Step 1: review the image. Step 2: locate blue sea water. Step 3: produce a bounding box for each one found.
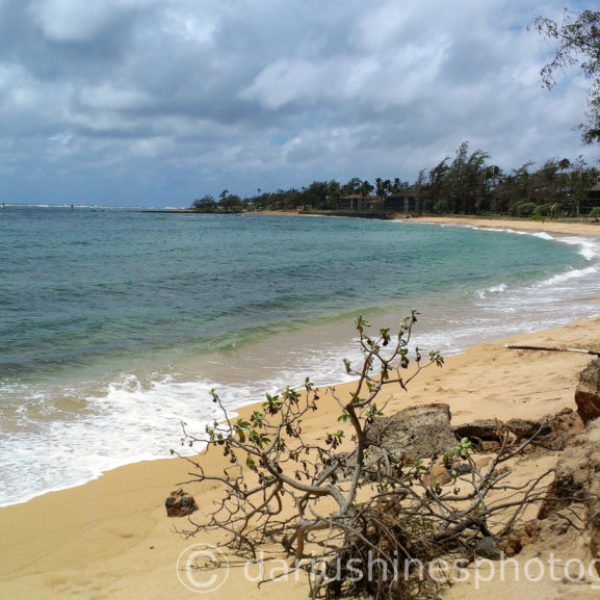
[1,206,599,505]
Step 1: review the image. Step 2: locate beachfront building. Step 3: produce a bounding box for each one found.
[384,189,418,212]
[340,194,378,211]
[578,180,600,214]
[340,191,423,213]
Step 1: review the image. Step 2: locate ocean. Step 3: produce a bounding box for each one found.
[1,206,599,506]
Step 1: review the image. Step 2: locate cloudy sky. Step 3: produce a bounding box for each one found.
[0,0,596,207]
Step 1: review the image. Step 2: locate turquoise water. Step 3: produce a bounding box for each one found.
[1,207,599,505]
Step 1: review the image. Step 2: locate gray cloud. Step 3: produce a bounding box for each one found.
[0,0,595,206]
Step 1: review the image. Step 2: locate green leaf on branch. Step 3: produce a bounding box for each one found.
[325,430,344,449]
[263,393,282,415]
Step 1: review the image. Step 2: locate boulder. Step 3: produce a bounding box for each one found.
[364,403,456,465]
[474,536,502,560]
[574,358,600,424]
[165,488,198,517]
[452,419,505,445]
[505,418,551,440]
[453,414,564,448]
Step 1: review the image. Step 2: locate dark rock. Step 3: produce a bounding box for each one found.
[575,358,600,424]
[454,415,561,449]
[452,419,506,444]
[506,418,551,440]
[474,536,502,560]
[165,487,198,517]
[364,403,456,465]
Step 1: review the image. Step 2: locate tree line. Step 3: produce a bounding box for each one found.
[191,141,600,217]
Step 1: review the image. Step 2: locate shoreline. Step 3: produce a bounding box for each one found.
[412,214,600,236]
[2,316,600,598]
[2,216,600,598]
[250,210,600,237]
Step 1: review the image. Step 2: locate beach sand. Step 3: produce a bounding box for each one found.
[413,214,600,236]
[2,217,600,599]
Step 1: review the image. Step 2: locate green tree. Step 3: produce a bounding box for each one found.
[219,190,245,212]
[565,155,599,215]
[340,177,362,196]
[300,181,329,210]
[427,157,450,213]
[191,195,218,212]
[484,165,504,212]
[533,9,600,143]
[414,168,427,214]
[360,179,374,201]
[327,179,342,209]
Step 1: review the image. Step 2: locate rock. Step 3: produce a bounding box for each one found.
[364,403,456,465]
[165,488,198,517]
[506,418,551,440]
[497,522,540,557]
[452,419,506,445]
[575,358,600,423]
[453,413,572,450]
[474,536,502,560]
[537,408,584,450]
[479,440,502,452]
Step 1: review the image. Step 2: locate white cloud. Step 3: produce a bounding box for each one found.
[77,83,151,111]
[29,0,121,41]
[28,0,159,42]
[0,0,595,205]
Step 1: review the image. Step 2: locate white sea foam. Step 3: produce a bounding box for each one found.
[0,339,360,507]
[476,283,508,299]
[0,374,247,506]
[530,231,554,240]
[554,236,600,261]
[536,266,598,287]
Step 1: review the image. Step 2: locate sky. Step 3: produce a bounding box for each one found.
[0,0,597,207]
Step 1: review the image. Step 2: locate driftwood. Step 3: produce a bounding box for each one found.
[505,344,600,357]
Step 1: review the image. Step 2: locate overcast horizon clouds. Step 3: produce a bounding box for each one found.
[0,0,596,207]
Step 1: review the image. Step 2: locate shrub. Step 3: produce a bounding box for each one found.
[589,207,600,218]
[509,202,538,217]
[534,203,552,217]
[174,316,558,600]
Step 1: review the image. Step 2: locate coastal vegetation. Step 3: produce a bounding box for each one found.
[175,315,568,600]
[190,144,600,217]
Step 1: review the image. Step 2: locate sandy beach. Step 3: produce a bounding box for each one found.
[414,214,600,236]
[2,216,600,599]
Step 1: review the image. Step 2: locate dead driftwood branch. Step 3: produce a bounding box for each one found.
[505,344,600,357]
